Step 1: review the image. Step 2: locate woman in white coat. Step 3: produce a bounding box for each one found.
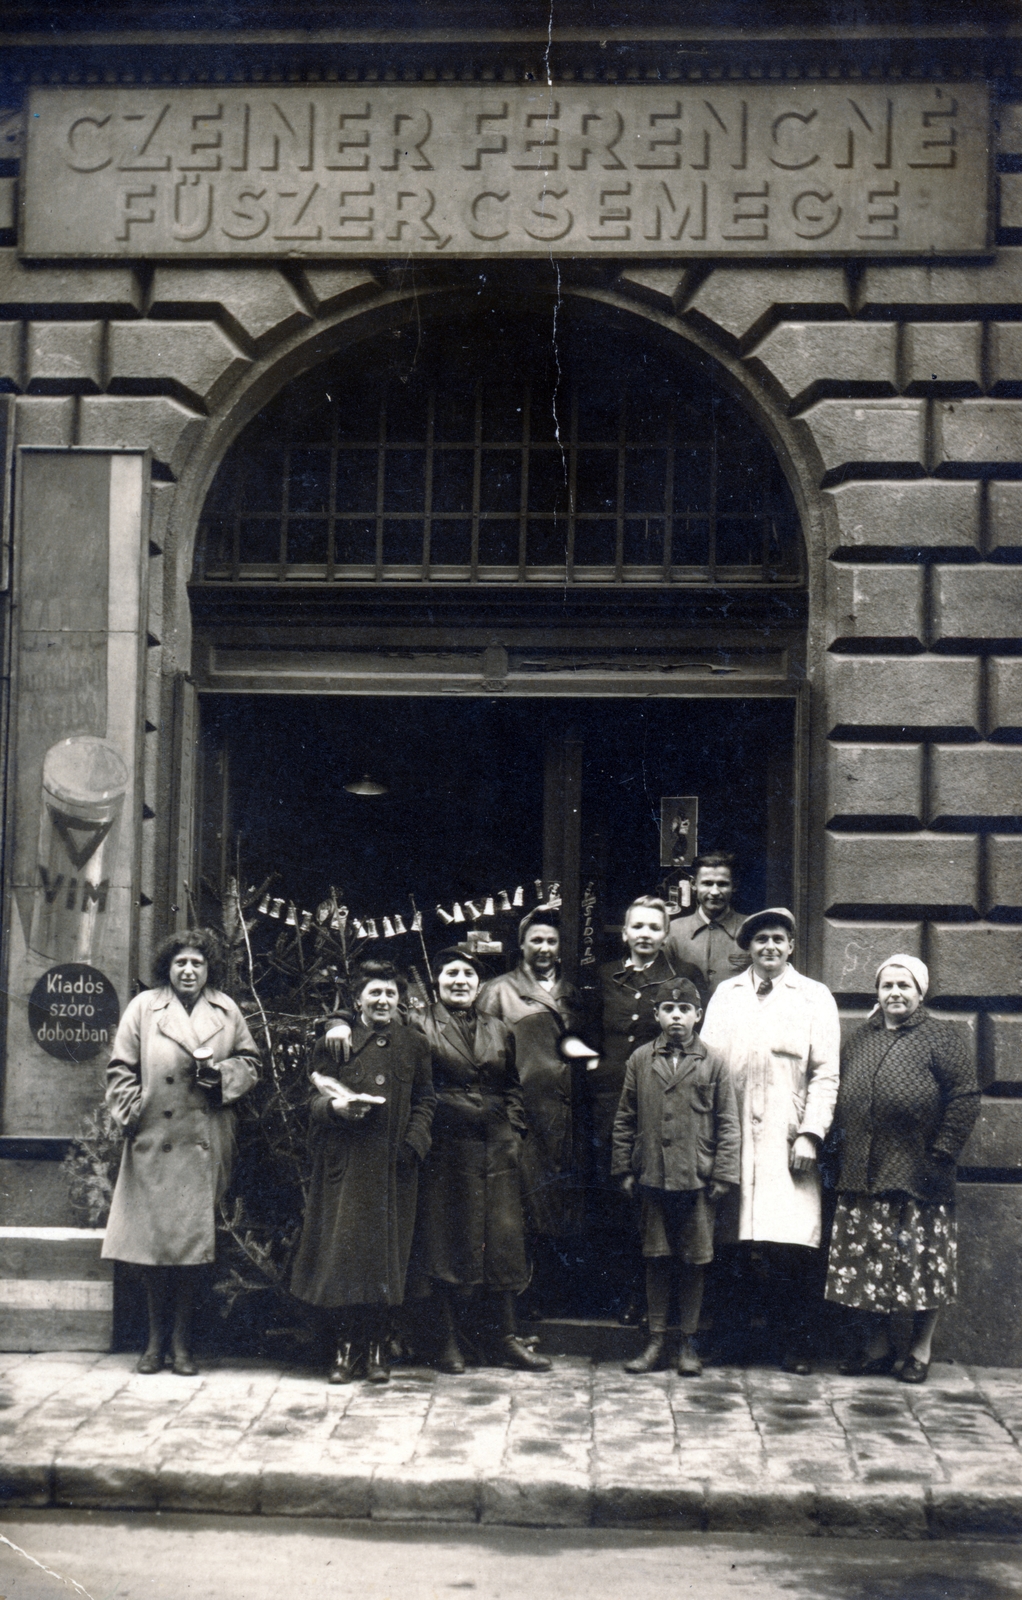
[701,908,840,1372]
[103,929,259,1374]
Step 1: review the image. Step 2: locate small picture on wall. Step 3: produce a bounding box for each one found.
[660,796,699,869]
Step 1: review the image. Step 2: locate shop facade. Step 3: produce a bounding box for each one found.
[0,6,1020,1361]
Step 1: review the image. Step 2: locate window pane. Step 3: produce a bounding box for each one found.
[200,517,232,571]
[672,517,709,566]
[527,518,567,566]
[528,384,560,443]
[433,383,476,443]
[624,518,664,565]
[573,519,616,565]
[429,519,471,565]
[432,450,474,513]
[384,449,426,513]
[385,383,429,441]
[575,449,618,514]
[480,451,521,513]
[287,520,328,564]
[336,392,380,442]
[716,517,763,566]
[288,448,331,514]
[479,520,519,565]
[624,449,667,513]
[238,451,285,513]
[238,519,281,563]
[576,386,619,443]
[335,520,376,564]
[626,390,672,445]
[527,450,570,515]
[335,450,378,511]
[673,448,712,513]
[383,519,423,563]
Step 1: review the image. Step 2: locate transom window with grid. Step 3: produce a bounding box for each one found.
[196,314,802,587]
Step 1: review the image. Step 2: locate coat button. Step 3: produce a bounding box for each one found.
[165,1075,174,1084]
[161,1142,172,1152]
[631,1013,639,1021]
[627,1035,635,1044]
[164,1110,173,1118]
[200,1140,209,1150]
[376,1036,389,1048]
[633,991,642,999]
[375,1074,386,1085]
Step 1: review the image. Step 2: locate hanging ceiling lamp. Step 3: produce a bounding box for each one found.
[344,773,388,796]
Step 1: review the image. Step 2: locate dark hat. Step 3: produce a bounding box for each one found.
[736,907,797,951]
[653,978,702,1008]
[518,904,561,944]
[433,945,484,976]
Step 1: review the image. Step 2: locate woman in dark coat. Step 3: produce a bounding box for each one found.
[825,955,979,1384]
[103,928,259,1376]
[412,948,551,1374]
[290,960,435,1385]
[477,908,596,1313]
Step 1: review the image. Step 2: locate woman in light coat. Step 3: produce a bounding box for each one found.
[701,908,840,1371]
[103,929,260,1375]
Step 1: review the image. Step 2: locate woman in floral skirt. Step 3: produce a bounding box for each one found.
[824,955,979,1383]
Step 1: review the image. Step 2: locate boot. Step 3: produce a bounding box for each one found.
[435,1289,466,1374]
[365,1341,391,1384]
[676,1337,703,1377]
[500,1335,552,1371]
[328,1341,358,1384]
[624,1336,667,1374]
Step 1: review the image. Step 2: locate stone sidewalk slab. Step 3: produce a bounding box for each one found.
[2,1351,1022,1537]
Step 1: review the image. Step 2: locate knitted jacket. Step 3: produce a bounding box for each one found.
[830,1008,979,1203]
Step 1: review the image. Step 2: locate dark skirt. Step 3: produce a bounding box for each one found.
[640,1187,716,1265]
[411,1125,529,1292]
[825,1191,957,1313]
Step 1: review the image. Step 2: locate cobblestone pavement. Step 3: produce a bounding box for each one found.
[3,1352,1022,1537]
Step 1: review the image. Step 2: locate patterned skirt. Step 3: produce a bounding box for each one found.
[825,1192,957,1313]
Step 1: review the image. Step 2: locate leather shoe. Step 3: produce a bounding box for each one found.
[365,1341,391,1383]
[328,1341,357,1384]
[136,1348,163,1375]
[624,1337,667,1374]
[898,1355,930,1385]
[839,1350,896,1377]
[170,1352,198,1377]
[500,1335,552,1371]
[782,1353,813,1376]
[437,1334,466,1375]
[676,1338,703,1377]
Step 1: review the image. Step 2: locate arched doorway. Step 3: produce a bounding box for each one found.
[188,299,807,985]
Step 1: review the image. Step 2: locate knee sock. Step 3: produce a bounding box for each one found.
[675,1265,705,1338]
[645,1259,671,1336]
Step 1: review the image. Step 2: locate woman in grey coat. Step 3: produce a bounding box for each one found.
[103,929,259,1375]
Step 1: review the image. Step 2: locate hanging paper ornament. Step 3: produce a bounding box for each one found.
[285,904,298,927]
[299,910,314,933]
[258,894,272,915]
[498,890,512,912]
[393,914,407,935]
[269,898,285,919]
[534,880,544,901]
[465,900,482,920]
[483,897,495,917]
[513,886,524,907]
[436,905,453,924]
[365,918,379,939]
[452,903,465,923]
[382,917,396,938]
[412,910,423,931]
[352,919,367,938]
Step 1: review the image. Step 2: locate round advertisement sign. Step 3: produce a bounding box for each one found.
[28,964,120,1063]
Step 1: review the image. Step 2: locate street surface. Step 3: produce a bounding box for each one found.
[1,1514,1022,1600]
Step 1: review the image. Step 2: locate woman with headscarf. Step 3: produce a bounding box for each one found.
[824,955,979,1383]
[411,947,551,1373]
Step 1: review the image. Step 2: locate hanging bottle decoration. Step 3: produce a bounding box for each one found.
[483,896,495,917]
[411,910,423,932]
[452,903,465,923]
[382,917,396,939]
[498,890,512,912]
[436,905,454,924]
[365,918,379,940]
[285,904,298,927]
[269,898,285,919]
[465,900,482,920]
[258,894,272,915]
[513,886,524,907]
[393,914,407,935]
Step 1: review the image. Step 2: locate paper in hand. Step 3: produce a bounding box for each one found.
[311,1070,386,1107]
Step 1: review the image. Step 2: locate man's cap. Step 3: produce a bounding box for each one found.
[654,978,702,1008]
[736,907,797,951]
[433,945,484,976]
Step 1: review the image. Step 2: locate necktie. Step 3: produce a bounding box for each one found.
[757,978,773,997]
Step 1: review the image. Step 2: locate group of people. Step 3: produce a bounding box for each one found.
[100,851,980,1389]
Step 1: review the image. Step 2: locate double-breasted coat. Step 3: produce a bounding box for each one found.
[477,965,587,1237]
[290,1021,435,1309]
[701,964,841,1249]
[410,1004,529,1290]
[102,987,260,1266]
[590,950,704,1154]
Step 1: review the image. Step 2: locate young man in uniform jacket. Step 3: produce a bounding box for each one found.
[665,852,749,1000]
[611,978,740,1375]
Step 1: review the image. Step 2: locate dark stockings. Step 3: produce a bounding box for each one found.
[333,1304,389,1354]
[644,1259,705,1338]
[141,1265,199,1365]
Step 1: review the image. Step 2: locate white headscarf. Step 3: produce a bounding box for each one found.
[875,954,929,998]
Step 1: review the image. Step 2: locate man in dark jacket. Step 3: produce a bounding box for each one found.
[665,852,749,999]
[612,979,739,1375]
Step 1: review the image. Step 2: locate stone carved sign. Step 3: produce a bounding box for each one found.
[22,82,988,258]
